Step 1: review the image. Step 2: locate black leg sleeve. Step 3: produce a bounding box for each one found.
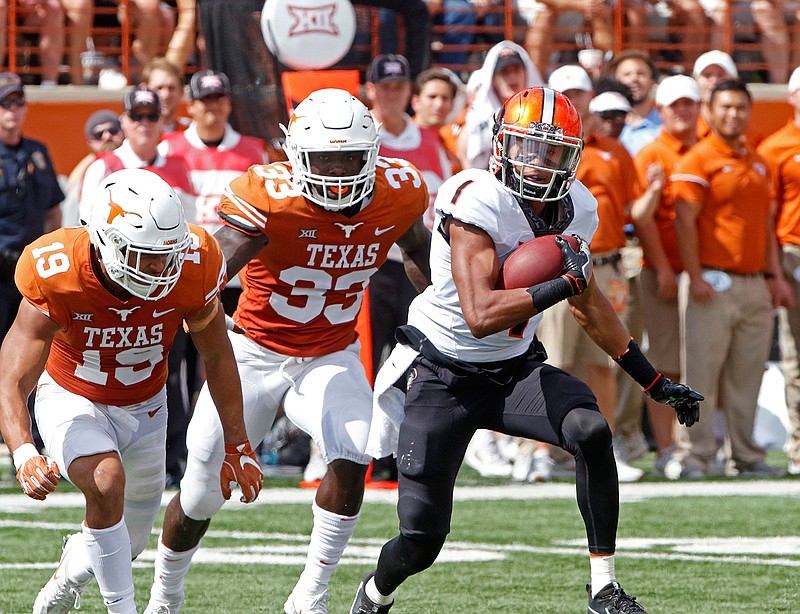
[374,533,447,595]
[560,407,619,556]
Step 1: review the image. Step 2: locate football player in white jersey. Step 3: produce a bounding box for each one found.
[350,87,703,614]
[145,89,431,614]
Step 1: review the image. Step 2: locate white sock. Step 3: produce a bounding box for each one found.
[62,533,95,585]
[589,554,616,597]
[150,537,199,598]
[365,577,395,606]
[293,501,360,597]
[82,519,136,613]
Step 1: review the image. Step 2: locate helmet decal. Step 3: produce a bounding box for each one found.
[86,169,191,301]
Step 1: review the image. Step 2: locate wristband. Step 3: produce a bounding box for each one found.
[614,339,661,390]
[527,277,573,313]
[12,443,39,469]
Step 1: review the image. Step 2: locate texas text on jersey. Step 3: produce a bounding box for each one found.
[218,157,428,357]
[15,225,225,406]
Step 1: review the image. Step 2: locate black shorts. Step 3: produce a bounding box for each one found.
[395,353,597,539]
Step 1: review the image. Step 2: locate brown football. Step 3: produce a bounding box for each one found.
[497,234,580,289]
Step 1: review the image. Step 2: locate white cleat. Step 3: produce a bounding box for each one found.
[33,534,88,614]
[284,590,328,614]
[143,592,184,614]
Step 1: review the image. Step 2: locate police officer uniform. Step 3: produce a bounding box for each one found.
[0,88,64,334]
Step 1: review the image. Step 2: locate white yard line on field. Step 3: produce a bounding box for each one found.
[0,478,798,513]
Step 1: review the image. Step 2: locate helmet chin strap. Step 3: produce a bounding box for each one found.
[89,244,133,300]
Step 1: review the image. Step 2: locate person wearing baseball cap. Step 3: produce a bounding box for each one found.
[545,63,647,483]
[64,111,124,206]
[590,91,633,140]
[0,72,24,101]
[548,64,594,96]
[78,86,194,226]
[632,74,701,477]
[189,70,232,100]
[157,67,266,489]
[692,50,738,104]
[366,53,411,86]
[0,69,63,358]
[692,50,738,139]
[757,66,800,477]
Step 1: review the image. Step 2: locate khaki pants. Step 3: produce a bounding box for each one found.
[675,272,774,471]
[779,244,800,465]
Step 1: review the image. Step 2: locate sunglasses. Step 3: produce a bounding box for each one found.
[90,125,122,140]
[597,111,628,122]
[0,98,26,109]
[128,112,160,123]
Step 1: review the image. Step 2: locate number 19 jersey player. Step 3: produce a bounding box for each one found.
[146,88,431,614]
[0,169,261,614]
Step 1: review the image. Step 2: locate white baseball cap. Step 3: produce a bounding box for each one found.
[548,65,593,93]
[692,50,738,79]
[589,91,632,114]
[655,75,701,107]
[789,66,800,93]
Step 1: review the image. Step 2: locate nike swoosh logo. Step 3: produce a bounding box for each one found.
[153,308,176,318]
[239,455,261,471]
[147,406,162,418]
[375,226,395,236]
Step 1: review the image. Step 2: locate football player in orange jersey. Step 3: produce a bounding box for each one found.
[145,88,431,614]
[0,169,263,614]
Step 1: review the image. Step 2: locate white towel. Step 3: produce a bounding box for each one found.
[365,343,420,459]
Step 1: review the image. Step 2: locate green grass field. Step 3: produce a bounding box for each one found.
[1,453,798,614]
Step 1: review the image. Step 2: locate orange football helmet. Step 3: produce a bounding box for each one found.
[490,87,583,203]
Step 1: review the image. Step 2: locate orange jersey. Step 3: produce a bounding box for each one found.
[16,226,225,406]
[218,158,428,357]
[578,132,642,254]
[672,134,772,273]
[635,130,694,272]
[757,119,800,246]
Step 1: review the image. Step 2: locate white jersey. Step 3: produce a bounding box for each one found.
[407,168,598,362]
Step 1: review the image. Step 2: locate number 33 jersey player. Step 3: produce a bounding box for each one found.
[146,88,431,614]
[0,168,260,614]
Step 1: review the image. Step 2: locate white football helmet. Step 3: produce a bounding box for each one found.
[86,168,191,300]
[281,88,379,211]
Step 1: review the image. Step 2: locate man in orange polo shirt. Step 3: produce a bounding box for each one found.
[632,75,701,476]
[756,66,800,476]
[672,79,792,479]
[542,65,645,482]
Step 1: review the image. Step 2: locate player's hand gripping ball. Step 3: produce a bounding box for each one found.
[497,234,581,289]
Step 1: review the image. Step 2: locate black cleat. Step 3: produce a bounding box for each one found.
[587,582,648,613]
[350,571,393,614]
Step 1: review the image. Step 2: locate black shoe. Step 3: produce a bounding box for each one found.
[587,581,647,613]
[350,571,393,614]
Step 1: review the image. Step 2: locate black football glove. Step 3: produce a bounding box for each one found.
[647,376,703,427]
[555,235,592,296]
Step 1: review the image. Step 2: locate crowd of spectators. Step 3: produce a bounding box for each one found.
[4,0,800,86]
